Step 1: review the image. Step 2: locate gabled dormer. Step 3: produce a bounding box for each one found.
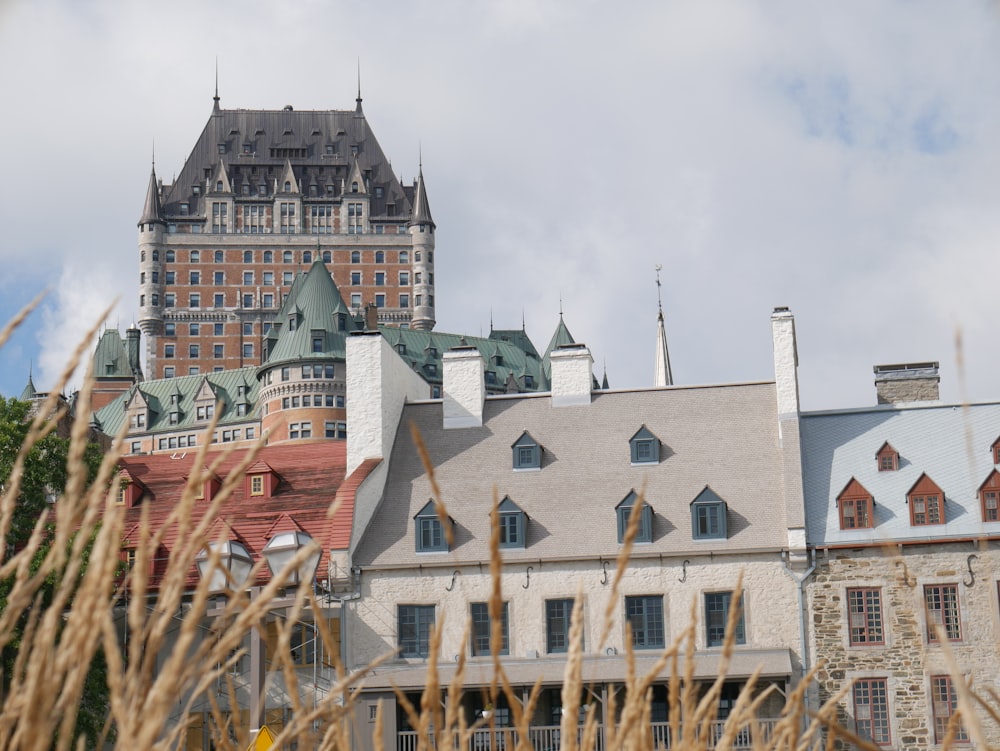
[836,477,874,530]
[125,388,154,432]
[116,468,148,507]
[210,161,232,194]
[246,460,280,498]
[690,486,728,540]
[876,441,899,472]
[193,378,221,421]
[185,465,222,501]
[346,157,368,195]
[629,425,661,465]
[979,470,1000,522]
[415,500,452,553]
[512,431,542,470]
[991,436,1000,465]
[906,473,945,526]
[616,490,652,543]
[496,496,527,549]
[279,159,299,194]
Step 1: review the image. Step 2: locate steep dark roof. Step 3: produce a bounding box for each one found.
[408,167,434,228]
[159,107,414,220]
[138,165,164,226]
[92,329,140,380]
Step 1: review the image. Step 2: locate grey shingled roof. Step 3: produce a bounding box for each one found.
[354,381,789,568]
[158,106,414,221]
[408,167,434,227]
[801,401,1000,546]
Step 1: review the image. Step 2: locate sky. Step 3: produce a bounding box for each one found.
[1,0,999,412]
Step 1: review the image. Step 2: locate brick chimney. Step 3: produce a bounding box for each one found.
[550,343,593,407]
[874,362,940,405]
[443,346,485,429]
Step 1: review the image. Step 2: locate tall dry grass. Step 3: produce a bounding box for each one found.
[0,305,991,750]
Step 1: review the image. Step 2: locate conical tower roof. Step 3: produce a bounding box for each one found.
[541,314,577,387]
[261,260,360,368]
[409,166,434,228]
[138,165,164,226]
[19,374,36,401]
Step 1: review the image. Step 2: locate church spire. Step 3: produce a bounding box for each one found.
[654,264,673,387]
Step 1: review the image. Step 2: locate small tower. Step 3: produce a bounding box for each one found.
[409,160,436,331]
[137,161,166,377]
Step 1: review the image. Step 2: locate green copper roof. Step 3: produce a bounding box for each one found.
[377,326,545,393]
[94,367,260,436]
[93,329,138,380]
[261,260,361,369]
[19,375,36,401]
[489,328,540,360]
[541,315,577,386]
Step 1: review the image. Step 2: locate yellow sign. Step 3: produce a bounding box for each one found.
[248,725,275,751]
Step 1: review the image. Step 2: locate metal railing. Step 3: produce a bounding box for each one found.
[398,718,778,751]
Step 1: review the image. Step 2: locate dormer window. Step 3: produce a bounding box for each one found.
[524,375,534,389]
[907,473,944,526]
[216,180,223,192]
[351,181,358,193]
[691,487,728,540]
[180,203,189,215]
[512,432,541,470]
[497,496,526,549]
[311,331,324,353]
[284,181,291,192]
[616,490,652,543]
[630,426,661,464]
[837,478,874,529]
[877,442,899,472]
[397,343,407,355]
[992,437,1000,464]
[415,500,450,553]
[979,470,1000,522]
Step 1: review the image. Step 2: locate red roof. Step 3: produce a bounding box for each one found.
[116,441,351,591]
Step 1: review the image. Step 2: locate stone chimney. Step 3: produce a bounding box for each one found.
[550,343,593,407]
[363,303,379,332]
[874,362,940,405]
[443,346,485,429]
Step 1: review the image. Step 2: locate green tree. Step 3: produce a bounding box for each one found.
[0,396,111,748]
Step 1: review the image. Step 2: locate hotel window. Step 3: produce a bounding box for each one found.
[242,205,265,234]
[165,250,175,262]
[190,271,200,285]
[164,367,174,378]
[214,250,223,263]
[398,605,435,658]
[625,595,664,649]
[924,584,961,642]
[279,203,296,234]
[375,294,385,308]
[375,250,384,263]
[164,293,175,308]
[705,591,745,647]
[838,478,874,529]
[497,496,526,549]
[853,678,890,746]
[164,344,175,359]
[249,475,264,496]
[244,251,252,263]
[242,343,253,358]
[189,250,200,263]
[351,271,362,285]
[847,588,884,645]
[399,250,409,264]
[470,602,509,656]
[211,202,228,233]
[616,491,652,544]
[399,271,410,285]
[630,425,660,464]
[165,271,175,285]
[399,293,410,308]
[931,675,968,743]
[351,293,361,308]
[213,293,224,307]
[323,250,331,263]
[512,431,541,470]
[310,205,333,234]
[415,500,449,553]
[164,323,175,336]
[348,202,363,234]
[189,344,199,358]
[908,474,944,526]
[876,442,898,471]
[375,271,385,285]
[283,271,294,285]
[242,293,253,308]
[691,487,728,540]
[213,271,224,285]
[546,599,576,653]
[980,470,1000,522]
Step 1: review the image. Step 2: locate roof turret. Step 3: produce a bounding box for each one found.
[409,164,434,228]
[19,374,36,401]
[138,164,165,226]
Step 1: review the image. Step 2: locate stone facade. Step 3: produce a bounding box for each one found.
[808,545,1000,750]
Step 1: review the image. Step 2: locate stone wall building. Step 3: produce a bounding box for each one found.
[801,365,1000,749]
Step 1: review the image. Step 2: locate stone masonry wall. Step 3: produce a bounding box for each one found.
[808,544,1000,750]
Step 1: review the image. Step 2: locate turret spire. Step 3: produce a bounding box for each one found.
[355,59,363,114]
[654,264,674,387]
[213,58,220,113]
[138,159,165,227]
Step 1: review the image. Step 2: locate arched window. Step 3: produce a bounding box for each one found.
[243,250,252,263]
[303,250,312,264]
[263,251,273,263]
[284,181,291,192]
[375,251,385,263]
[351,181,358,193]
[351,250,360,263]
[216,181,223,192]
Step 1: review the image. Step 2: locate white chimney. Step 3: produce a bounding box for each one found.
[550,343,593,407]
[443,346,485,428]
[770,307,799,418]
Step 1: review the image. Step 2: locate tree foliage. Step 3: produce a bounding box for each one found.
[0,396,111,748]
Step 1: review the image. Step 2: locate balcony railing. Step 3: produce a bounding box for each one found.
[398,718,779,751]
